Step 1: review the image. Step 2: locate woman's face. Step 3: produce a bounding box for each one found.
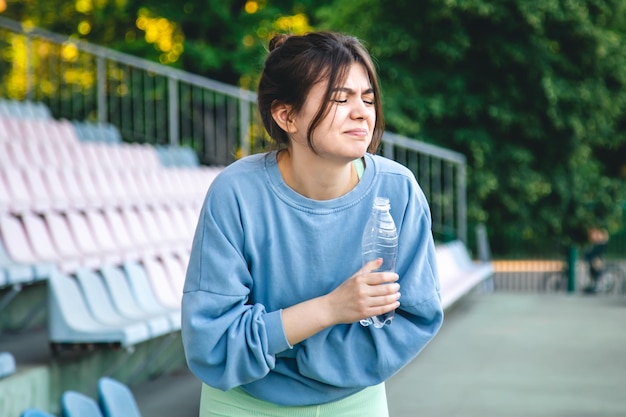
[291,63,376,163]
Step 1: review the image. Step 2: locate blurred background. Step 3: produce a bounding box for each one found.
[1,0,624,260]
[0,1,625,416]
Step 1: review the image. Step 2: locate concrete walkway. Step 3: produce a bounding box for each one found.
[386,292,626,417]
[134,292,626,417]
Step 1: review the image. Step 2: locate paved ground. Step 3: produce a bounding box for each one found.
[386,292,626,417]
[134,292,626,417]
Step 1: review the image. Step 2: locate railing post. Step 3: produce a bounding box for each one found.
[24,36,33,100]
[168,77,179,146]
[97,56,107,123]
[239,97,250,157]
[457,163,467,243]
[383,141,393,158]
[567,246,577,293]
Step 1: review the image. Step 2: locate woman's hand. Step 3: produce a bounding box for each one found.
[324,258,401,325]
[281,259,400,346]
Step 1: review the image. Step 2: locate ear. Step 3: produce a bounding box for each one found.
[271,102,297,134]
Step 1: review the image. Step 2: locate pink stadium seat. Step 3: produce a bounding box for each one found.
[83,209,129,262]
[115,170,145,206]
[141,256,181,309]
[19,119,51,142]
[162,204,194,244]
[21,167,54,212]
[76,142,106,170]
[129,143,161,170]
[140,169,166,203]
[20,212,64,264]
[43,211,97,271]
[119,206,157,256]
[4,141,32,166]
[159,252,186,297]
[65,210,120,265]
[56,166,90,209]
[151,205,182,247]
[99,168,129,204]
[0,119,10,141]
[0,213,38,265]
[0,170,12,213]
[52,119,81,144]
[122,260,181,329]
[0,117,20,140]
[101,208,143,259]
[73,166,103,206]
[38,167,72,210]
[85,166,119,206]
[134,206,166,247]
[0,142,9,166]
[38,141,75,167]
[0,165,32,212]
[181,203,202,233]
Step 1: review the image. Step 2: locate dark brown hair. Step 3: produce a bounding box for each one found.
[257,32,384,153]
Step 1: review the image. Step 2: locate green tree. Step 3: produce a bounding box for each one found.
[318,0,626,254]
[4,0,626,254]
[2,0,327,88]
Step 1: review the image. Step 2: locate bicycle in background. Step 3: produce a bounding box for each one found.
[542,228,626,295]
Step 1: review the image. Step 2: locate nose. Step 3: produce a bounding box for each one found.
[351,99,371,120]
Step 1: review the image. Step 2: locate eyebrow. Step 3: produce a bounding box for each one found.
[332,87,374,95]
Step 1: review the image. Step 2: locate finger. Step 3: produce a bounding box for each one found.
[360,258,383,274]
[367,294,401,312]
[370,282,400,297]
[365,272,399,285]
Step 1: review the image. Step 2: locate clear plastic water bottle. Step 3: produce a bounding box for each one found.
[360,197,398,328]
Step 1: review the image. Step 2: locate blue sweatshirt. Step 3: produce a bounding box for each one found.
[182,151,443,406]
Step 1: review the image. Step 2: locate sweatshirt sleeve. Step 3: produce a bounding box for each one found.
[294,182,444,388]
[181,181,292,391]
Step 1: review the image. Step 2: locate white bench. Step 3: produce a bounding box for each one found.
[436,240,493,309]
[0,351,16,379]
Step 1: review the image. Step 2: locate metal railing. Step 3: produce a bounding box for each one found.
[0,16,467,243]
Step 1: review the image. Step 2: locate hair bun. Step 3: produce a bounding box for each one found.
[269,34,289,52]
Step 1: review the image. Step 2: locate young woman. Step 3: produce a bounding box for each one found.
[182,31,443,417]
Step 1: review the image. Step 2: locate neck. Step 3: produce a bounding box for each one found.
[277,149,359,200]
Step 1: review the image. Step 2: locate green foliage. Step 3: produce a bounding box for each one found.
[3,0,626,254]
[319,0,626,253]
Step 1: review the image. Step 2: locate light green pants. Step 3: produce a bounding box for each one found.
[199,382,389,417]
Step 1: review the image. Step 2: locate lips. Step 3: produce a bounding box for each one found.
[344,128,368,137]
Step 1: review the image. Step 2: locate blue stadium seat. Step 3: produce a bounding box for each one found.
[154,145,199,167]
[61,390,104,417]
[72,120,122,143]
[90,265,174,337]
[48,270,151,349]
[98,377,142,417]
[136,257,181,310]
[0,99,51,120]
[21,408,56,417]
[122,261,181,330]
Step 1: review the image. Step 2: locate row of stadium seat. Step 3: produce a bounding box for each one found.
[0,115,201,168]
[0,164,212,212]
[21,376,142,417]
[0,108,215,353]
